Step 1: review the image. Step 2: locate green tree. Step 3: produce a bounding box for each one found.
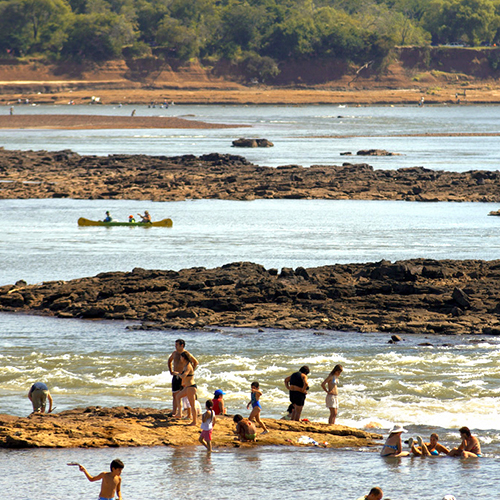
[218,2,269,57]
[156,16,199,60]
[423,0,497,45]
[0,0,32,55]
[22,0,71,45]
[62,11,135,61]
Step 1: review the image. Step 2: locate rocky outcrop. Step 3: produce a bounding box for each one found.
[0,406,381,449]
[356,149,400,156]
[1,148,500,202]
[232,138,274,147]
[2,259,500,335]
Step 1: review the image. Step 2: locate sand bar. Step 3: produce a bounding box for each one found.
[0,114,240,130]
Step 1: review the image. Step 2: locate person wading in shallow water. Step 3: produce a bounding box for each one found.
[168,339,198,417]
[448,426,482,458]
[284,365,310,421]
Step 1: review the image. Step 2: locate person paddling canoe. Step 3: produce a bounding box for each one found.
[137,210,151,223]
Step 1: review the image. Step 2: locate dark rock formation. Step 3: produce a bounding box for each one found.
[232,138,274,147]
[1,259,500,335]
[1,149,500,202]
[356,149,401,156]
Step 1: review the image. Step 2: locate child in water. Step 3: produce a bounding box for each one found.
[247,381,268,435]
[78,459,124,500]
[199,399,216,452]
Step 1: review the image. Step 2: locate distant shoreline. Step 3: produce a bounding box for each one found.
[2,86,500,107]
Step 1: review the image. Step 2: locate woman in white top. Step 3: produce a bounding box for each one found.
[199,400,216,451]
[321,364,343,424]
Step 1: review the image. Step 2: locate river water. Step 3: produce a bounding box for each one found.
[1,105,499,499]
[2,103,500,170]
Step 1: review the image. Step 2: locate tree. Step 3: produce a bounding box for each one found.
[21,0,71,45]
[156,16,199,60]
[0,0,32,55]
[62,11,135,61]
[423,0,498,45]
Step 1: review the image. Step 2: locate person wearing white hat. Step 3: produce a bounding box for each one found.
[443,496,456,500]
[380,424,410,457]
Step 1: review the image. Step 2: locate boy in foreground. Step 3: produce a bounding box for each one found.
[78,459,124,500]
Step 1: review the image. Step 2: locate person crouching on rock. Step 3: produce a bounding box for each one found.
[234,414,257,442]
[173,352,198,425]
[212,389,226,415]
[28,381,53,414]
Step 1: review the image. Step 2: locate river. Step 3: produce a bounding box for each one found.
[0,105,499,499]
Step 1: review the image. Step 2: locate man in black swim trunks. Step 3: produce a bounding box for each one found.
[167,339,198,416]
[284,365,310,421]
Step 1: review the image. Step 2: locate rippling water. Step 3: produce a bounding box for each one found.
[1,105,500,499]
[2,104,500,170]
[1,198,500,286]
[1,313,499,499]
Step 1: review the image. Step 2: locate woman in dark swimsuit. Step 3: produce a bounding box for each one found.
[173,352,198,425]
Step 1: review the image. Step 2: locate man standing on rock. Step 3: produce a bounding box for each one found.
[168,339,198,416]
[284,365,310,421]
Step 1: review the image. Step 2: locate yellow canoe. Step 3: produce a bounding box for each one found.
[78,217,173,227]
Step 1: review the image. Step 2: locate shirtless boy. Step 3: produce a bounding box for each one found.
[78,459,124,500]
[233,414,258,442]
[409,433,449,456]
[321,364,343,424]
[167,339,199,416]
[448,427,482,458]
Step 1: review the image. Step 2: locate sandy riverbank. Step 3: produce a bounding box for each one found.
[0,114,239,130]
[2,86,500,106]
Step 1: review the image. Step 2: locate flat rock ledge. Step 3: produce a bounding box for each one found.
[0,407,381,449]
[2,259,500,335]
[1,148,500,202]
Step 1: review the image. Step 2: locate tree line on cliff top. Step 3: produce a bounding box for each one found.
[1,0,500,81]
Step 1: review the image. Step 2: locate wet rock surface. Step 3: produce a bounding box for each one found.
[0,406,381,449]
[2,260,500,335]
[232,138,274,147]
[1,148,500,202]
